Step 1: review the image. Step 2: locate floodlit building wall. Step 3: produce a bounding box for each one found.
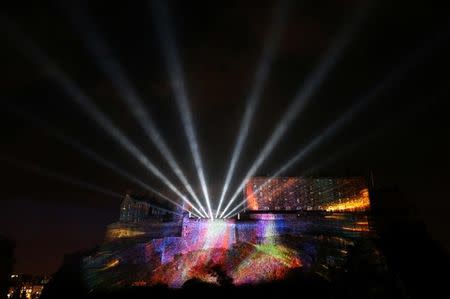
[244,177,370,212]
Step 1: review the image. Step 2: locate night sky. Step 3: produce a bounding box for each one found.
[1,0,449,274]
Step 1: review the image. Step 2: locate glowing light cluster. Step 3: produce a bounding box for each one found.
[101,259,120,270]
[324,189,370,212]
[105,228,146,240]
[341,226,370,232]
[181,219,236,251]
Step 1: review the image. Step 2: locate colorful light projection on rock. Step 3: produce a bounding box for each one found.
[84,219,303,288]
[201,221,235,250]
[150,243,301,287]
[149,241,301,287]
[232,243,301,285]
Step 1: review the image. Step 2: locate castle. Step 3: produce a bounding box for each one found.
[82,176,374,288]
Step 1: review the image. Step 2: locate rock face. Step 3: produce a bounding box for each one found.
[83,207,374,289]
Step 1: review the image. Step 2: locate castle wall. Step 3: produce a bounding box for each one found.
[105,221,182,242]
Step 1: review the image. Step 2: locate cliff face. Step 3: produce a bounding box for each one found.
[82,211,375,289]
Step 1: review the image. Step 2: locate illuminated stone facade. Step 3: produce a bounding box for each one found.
[244,177,370,212]
[84,177,374,289]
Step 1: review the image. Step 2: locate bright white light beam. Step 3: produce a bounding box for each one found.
[1,154,184,216]
[2,21,205,217]
[224,32,446,218]
[61,136,195,215]
[215,0,290,218]
[65,4,208,218]
[219,2,370,218]
[0,155,123,200]
[302,124,389,177]
[9,107,199,216]
[151,0,213,218]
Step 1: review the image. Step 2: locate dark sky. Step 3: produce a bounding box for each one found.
[1,0,449,274]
